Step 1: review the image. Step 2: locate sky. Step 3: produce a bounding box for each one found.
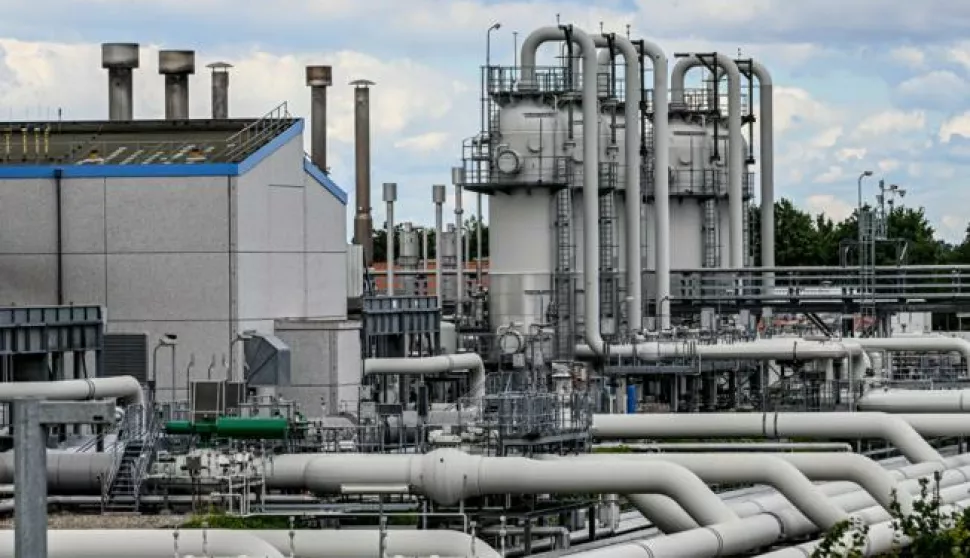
[4,0,970,242]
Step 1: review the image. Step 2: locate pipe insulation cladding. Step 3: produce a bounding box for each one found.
[670,54,744,268]
[591,412,945,464]
[594,34,643,331]
[0,529,502,558]
[268,449,736,526]
[362,353,486,400]
[518,25,606,356]
[0,376,144,407]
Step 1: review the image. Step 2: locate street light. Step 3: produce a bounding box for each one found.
[151,333,177,403]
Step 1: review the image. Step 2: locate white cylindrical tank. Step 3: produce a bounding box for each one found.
[643,113,717,271]
[488,95,567,331]
[710,118,754,267]
[491,96,568,186]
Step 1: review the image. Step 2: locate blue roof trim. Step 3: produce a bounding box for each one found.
[236,119,304,175]
[303,158,349,205]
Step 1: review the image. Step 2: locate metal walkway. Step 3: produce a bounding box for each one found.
[649,265,970,314]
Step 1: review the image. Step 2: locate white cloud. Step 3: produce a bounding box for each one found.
[878,159,901,172]
[836,147,867,161]
[853,110,926,138]
[889,46,926,68]
[895,70,970,109]
[394,131,450,153]
[814,166,845,184]
[809,126,843,148]
[805,194,854,222]
[942,215,965,239]
[939,112,970,143]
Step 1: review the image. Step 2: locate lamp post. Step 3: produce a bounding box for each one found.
[481,22,500,288]
[857,169,874,266]
[229,330,256,382]
[150,333,177,403]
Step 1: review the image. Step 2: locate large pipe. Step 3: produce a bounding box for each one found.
[749,60,774,276]
[0,529,501,558]
[452,167,465,323]
[0,453,113,494]
[269,450,735,526]
[595,36,642,331]
[363,354,485,400]
[577,337,851,361]
[519,25,604,355]
[591,412,944,464]
[574,451,909,518]
[100,43,139,121]
[562,453,848,529]
[670,54,744,268]
[206,61,231,119]
[859,389,970,413]
[351,79,375,266]
[0,377,143,408]
[854,335,970,362]
[305,65,332,172]
[645,41,671,328]
[157,50,195,120]
[0,530,287,558]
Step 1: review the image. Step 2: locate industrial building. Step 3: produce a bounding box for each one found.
[6,25,970,558]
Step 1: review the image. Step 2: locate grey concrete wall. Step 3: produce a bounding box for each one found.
[236,136,348,328]
[275,318,361,418]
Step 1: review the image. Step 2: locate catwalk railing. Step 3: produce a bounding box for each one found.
[647,265,970,312]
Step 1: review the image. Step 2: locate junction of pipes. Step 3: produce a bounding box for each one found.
[6,23,970,558]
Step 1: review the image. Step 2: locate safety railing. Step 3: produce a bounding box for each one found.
[647,265,970,306]
[220,102,293,162]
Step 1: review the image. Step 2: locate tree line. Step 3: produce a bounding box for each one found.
[749,199,970,267]
[369,199,970,266]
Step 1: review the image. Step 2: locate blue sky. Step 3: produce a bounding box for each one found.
[3,0,970,241]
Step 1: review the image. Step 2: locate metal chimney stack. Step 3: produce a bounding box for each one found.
[101,43,139,121]
[158,50,195,120]
[351,79,376,266]
[305,66,332,172]
[206,62,232,119]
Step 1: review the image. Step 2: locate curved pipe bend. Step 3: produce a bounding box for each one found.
[564,453,847,529]
[0,376,144,408]
[670,54,744,268]
[520,25,605,356]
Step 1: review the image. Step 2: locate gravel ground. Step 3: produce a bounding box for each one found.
[0,513,187,529]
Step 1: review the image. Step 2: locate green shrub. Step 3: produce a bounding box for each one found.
[814,472,970,557]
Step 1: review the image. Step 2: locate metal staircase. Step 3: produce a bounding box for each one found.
[858,209,879,337]
[598,165,619,336]
[102,407,159,513]
[553,185,576,359]
[702,199,720,268]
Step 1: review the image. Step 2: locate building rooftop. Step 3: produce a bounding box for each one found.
[0,102,347,204]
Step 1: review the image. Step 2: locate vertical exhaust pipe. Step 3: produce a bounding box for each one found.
[351,79,376,266]
[206,62,232,119]
[452,167,465,324]
[158,50,195,120]
[383,183,398,296]
[433,185,446,310]
[101,43,139,121]
[305,66,333,172]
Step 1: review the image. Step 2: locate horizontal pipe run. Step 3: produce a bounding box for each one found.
[591,412,945,464]
[0,377,143,407]
[594,441,854,453]
[272,450,735,527]
[0,529,501,558]
[858,389,970,413]
[577,339,852,362]
[593,413,943,463]
[363,354,485,399]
